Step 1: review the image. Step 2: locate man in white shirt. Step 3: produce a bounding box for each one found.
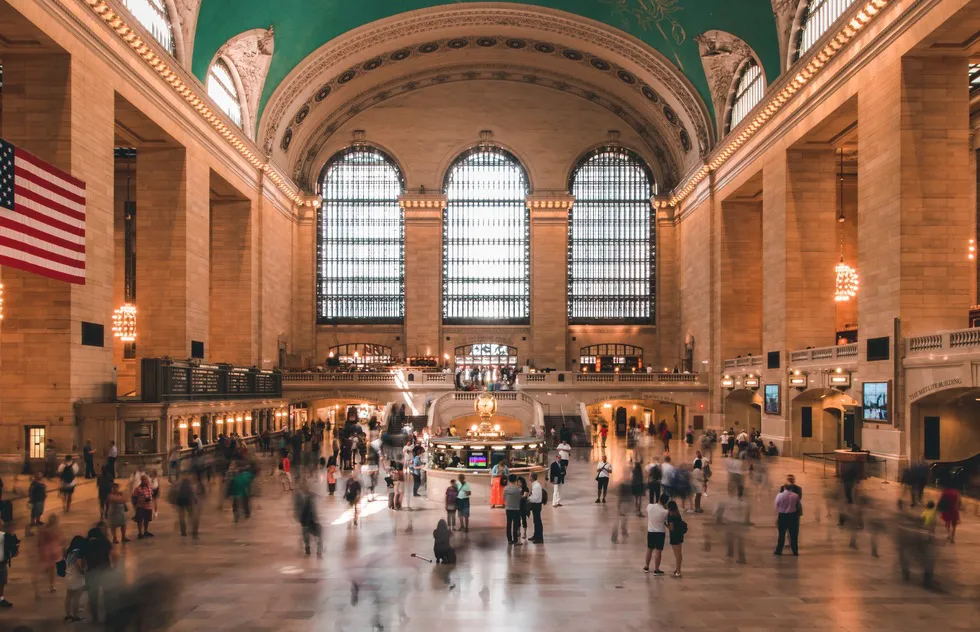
[528,472,544,542]
[57,455,79,513]
[556,441,571,474]
[644,494,669,575]
[660,456,675,499]
[595,455,611,503]
[720,431,730,457]
[107,441,118,478]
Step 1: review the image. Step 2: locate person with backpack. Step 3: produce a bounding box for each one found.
[57,455,79,513]
[63,535,87,621]
[445,478,459,530]
[172,473,200,538]
[666,500,687,577]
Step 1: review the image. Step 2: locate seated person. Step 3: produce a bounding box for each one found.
[433,519,455,564]
[766,441,779,457]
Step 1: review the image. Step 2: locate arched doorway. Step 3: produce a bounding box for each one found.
[789,389,860,458]
[723,389,762,435]
[909,387,980,463]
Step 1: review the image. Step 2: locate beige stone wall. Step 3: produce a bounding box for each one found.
[678,200,712,369]
[210,197,256,365]
[719,200,762,360]
[911,399,980,463]
[258,189,294,368]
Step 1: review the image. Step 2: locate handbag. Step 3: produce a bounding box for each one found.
[55,558,67,577]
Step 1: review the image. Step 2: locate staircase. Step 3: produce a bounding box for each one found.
[405,415,428,433]
[543,414,591,447]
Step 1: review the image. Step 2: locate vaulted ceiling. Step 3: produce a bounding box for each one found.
[191,0,782,124]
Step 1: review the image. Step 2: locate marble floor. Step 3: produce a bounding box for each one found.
[1,437,978,632]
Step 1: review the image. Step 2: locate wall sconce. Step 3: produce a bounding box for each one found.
[191,419,200,428]
[970,239,976,261]
[245,413,252,422]
[721,375,735,388]
[236,414,244,423]
[744,377,760,388]
[215,417,224,425]
[789,374,808,388]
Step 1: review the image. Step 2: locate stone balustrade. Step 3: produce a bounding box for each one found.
[723,356,763,369]
[786,343,858,367]
[907,328,980,355]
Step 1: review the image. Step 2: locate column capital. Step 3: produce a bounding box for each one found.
[399,192,448,210]
[526,192,573,222]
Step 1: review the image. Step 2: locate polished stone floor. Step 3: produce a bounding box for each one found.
[2,437,978,631]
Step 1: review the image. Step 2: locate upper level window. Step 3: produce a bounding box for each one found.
[568,147,654,324]
[443,147,530,324]
[728,61,764,132]
[970,63,980,95]
[327,343,393,366]
[207,60,242,127]
[317,147,405,324]
[121,0,175,55]
[795,0,857,61]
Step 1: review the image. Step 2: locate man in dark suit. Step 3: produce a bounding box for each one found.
[549,454,565,508]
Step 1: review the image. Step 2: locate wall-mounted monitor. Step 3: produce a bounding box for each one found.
[862,381,890,423]
[764,383,780,415]
[467,451,488,468]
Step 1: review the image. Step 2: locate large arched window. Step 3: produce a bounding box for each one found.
[568,147,655,323]
[121,0,175,55]
[207,59,243,127]
[794,0,857,61]
[443,147,530,324]
[728,61,764,132]
[317,147,405,323]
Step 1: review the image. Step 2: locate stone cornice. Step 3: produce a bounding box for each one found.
[399,193,448,210]
[526,193,574,210]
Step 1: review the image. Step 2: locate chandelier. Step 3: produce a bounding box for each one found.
[833,151,859,302]
[112,303,137,342]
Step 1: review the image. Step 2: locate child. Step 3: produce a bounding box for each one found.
[279,455,293,492]
[445,478,458,531]
[326,457,338,495]
[921,500,937,533]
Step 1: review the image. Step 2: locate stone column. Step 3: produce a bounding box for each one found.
[210,198,257,365]
[858,55,973,474]
[760,147,838,455]
[0,53,115,452]
[400,193,446,359]
[655,204,680,369]
[527,193,572,369]
[719,200,763,360]
[135,147,210,362]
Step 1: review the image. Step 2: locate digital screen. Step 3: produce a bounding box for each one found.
[764,384,780,415]
[863,382,889,422]
[468,452,488,468]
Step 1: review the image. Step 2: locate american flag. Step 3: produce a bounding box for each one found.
[0,139,86,284]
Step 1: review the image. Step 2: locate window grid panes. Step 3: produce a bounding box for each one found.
[970,63,980,94]
[121,0,175,55]
[729,62,764,131]
[207,60,242,127]
[328,343,393,365]
[568,147,654,324]
[454,343,519,367]
[28,426,45,459]
[317,147,405,324]
[443,147,530,324]
[797,0,857,60]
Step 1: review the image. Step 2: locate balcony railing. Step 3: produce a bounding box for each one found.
[722,356,763,369]
[908,328,980,355]
[518,372,704,387]
[787,344,858,366]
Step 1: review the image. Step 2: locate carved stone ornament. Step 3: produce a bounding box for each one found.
[170,0,202,68]
[218,26,275,139]
[771,0,801,71]
[694,30,756,137]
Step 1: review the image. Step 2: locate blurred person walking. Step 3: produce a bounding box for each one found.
[97,467,114,520]
[62,536,86,622]
[83,524,113,623]
[26,472,46,535]
[171,473,200,538]
[714,488,751,563]
[34,514,63,597]
[938,483,962,543]
[57,455,79,513]
[294,482,323,557]
[630,462,645,515]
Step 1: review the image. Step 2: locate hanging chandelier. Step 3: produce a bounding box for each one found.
[834,151,859,302]
[112,303,137,342]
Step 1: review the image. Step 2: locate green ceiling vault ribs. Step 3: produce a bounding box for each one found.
[191,0,782,124]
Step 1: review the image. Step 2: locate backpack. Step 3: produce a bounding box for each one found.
[2,532,20,565]
[703,462,712,480]
[445,484,459,508]
[60,464,75,485]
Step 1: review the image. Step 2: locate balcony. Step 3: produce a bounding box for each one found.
[722,356,763,370]
[282,369,455,391]
[787,343,858,369]
[907,328,980,357]
[517,371,704,389]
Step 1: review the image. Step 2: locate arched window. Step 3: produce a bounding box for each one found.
[579,344,644,372]
[794,0,858,61]
[728,61,764,132]
[121,0,175,55]
[971,63,980,95]
[207,59,242,127]
[443,147,530,324]
[568,147,654,323]
[317,147,405,323]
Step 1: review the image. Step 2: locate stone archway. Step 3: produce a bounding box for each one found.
[909,387,980,463]
[788,388,859,457]
[723,388,762,434]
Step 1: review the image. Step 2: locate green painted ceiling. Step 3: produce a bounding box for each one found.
[192,0,781,125]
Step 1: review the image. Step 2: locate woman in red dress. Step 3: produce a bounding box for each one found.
[489,460,509,508]
[939,485,962,543]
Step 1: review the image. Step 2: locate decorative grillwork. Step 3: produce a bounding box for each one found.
[317,147,405,323]
[579,343,644,372]
[796,0,857,60]
[443,147,530,324]
[729,61,764,132]
[568,147,655,323]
